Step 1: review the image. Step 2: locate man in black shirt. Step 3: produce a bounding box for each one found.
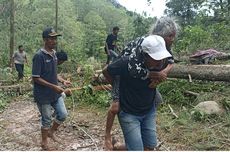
[103,35,172,150]
[105,26,119,64]
[103,17,179,150]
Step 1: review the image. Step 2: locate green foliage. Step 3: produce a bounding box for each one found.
[0,67,15,80]
[165,0,204,26]
[132,15,155,38]
[175,25,214,53]
[83,11,106,58]
[0,92,9,111]
[159,79,226,107]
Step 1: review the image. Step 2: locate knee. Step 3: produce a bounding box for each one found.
[41,117,52,128]
[57,111,68,122]
[109,102,119,114]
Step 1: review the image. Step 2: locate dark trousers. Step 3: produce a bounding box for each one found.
[15,63,24,80]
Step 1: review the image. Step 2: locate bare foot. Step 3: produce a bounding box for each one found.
[112,138,126,151]
[104,136,113,150]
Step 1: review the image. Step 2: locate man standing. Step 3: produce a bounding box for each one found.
[32,27,71,150]
[12,45,28,81]
[103,35,172,150]
[105,26,120,64]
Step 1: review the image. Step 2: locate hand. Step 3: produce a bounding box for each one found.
[63,80,72,87]
[53,85,64,94]
[64,89,72,97]
[148,71,167,82]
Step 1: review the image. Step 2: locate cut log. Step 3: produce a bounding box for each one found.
[168,64,230,82]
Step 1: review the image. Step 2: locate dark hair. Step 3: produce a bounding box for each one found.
[113,26,119,31]
[56,51,68,61]
[18,45,23,49]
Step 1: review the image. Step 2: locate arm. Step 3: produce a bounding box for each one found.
[105,35,110,55]
[102,57,125,84]
[32,53,70,95]
[148,63,173,80]
[162,63,173,75]
[102,65,113,84]
[25,54,28,64]
[57,74,72,87]
[148,63,174,88]
[33,77,64,94]
[105,42,110,55]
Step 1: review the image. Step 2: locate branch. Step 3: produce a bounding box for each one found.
[77,125,98,150]
[168,104,178,119]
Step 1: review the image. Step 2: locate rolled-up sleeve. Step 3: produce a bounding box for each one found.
[32,54,42,77]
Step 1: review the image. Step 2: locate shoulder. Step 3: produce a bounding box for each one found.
[33,49,43,59]
[108,56,129,70]
[107,34,112,38]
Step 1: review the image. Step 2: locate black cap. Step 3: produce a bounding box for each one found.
[42,27,62,38]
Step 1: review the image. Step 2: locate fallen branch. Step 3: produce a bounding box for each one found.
[168,104,178,119]
[77,125,98,150]
[184,90,200,97]
[188,74,192,82]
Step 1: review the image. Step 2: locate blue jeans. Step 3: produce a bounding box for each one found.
[155,89,163,107]
[106,49,119,64]
[37,97,68,128]
[118,107,157,150]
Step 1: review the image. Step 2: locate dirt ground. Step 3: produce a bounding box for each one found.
[0,96,125,151]
[0,93,178,151]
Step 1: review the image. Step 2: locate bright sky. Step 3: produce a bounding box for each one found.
[117,0,166,18]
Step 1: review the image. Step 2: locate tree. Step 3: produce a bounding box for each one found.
[165,0,204,26]
[83,11,106,59]
[9,0,15,67]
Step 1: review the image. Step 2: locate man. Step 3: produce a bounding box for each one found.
[12,45,28,81]
[105,26,120,64]
[103,35,172,150]
[32,27,72,150]
[103,17,179,150]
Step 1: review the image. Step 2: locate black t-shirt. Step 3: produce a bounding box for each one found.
[107,56,156,116]
[106,33,117,50]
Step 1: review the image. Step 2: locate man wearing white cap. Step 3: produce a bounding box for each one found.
[103,34,171,151]
[103,17,179,150]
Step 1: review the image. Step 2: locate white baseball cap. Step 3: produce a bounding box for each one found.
[141,35,172,60]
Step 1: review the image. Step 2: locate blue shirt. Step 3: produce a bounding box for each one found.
[32,48,61,104]
[108,56,156,116]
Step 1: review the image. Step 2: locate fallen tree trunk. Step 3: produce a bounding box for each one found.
[168,64,230,82]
